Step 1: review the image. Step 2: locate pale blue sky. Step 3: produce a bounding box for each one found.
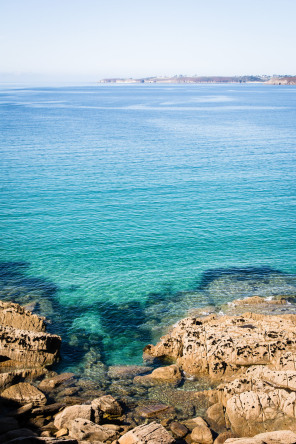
[1,0,295,81]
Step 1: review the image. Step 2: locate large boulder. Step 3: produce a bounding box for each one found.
[1,382,46,406]
[118,421,175,443]
[68,418,117,441]
[144,312,296,381]
[54,404,92,429]
[225,430,296,443]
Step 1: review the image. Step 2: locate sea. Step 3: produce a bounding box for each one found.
[0,82,296,375]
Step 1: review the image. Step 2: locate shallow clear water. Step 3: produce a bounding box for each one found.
[0,83,296,371]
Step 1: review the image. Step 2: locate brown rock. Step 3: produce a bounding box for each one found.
[191,417,213,444]
[39,373,75,391]
[134,365,182,386]
[170,421,189,438]
[92,394,123,418]
[118,421,175,443]
[68,418,117,441]
[55,427,68,437]
[0,300,46,332]
[1,382,46,406]
[53,404,92,429]
[31,402,66,416]
[214,431,236,444]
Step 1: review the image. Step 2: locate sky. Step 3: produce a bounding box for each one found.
[1,0,296,82]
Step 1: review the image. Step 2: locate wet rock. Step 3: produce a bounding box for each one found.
[136,403,171,418]
[1,382,46,406]
[107,365,153,379]
[53,404,92,429]
[144,312,296,381]
[118,421,175,443]
[68,418,117,441]
[39,373,75,391]
[191,417,213,444]
[169,421,189,438]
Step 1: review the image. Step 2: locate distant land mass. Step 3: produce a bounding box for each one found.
[99,75,296,85]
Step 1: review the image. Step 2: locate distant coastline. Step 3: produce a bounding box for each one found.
[98,75,296,85]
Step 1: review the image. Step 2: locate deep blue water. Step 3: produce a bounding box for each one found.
[0,83,296,372]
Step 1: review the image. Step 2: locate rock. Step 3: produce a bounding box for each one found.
[53,404,92,429]
[226,389,296,436]
[10,403,33,417]
[0,324,61,369]
[231,296,287,306]
[91,395,123,417]
[0,417,19,434]
[107,365,153,379]
[224,430,296,443]
[0,428,37,442]
[136,403,171,418]
[68,418,117,441]
[191,417,213,444]
[214,431,236,444]
[134,365,182,386]
[206,403,226,433]
[169,421,189,438]
[39,373,75,391]
[118,421,175,443]
[1,439,78,443]
[55,427,68,437]
[144,313,296,381]
[31,402,66,416]
[1,383,46,406]
[0,300,46,332]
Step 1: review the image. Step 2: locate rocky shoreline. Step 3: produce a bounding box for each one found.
[1,296,296,443]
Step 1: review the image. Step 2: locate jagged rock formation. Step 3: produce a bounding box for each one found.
[0,300,61,388]
[144,311,296,381]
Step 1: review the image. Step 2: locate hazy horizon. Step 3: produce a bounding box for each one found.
[1,0,296,83]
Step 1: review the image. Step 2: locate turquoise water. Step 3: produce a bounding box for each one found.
[0,83,296,371]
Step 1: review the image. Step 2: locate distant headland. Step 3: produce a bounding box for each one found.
[99,75,296,85]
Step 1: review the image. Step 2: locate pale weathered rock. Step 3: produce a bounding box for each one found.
[54,404,92,429]
[1,382,46,406]
[118,421,175,443]
[224,429,296,443]
[191,417,213,444]
[226,389,296,436]
[68,418,117,441]
[55,427,68,437]
[144,313,296,381]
